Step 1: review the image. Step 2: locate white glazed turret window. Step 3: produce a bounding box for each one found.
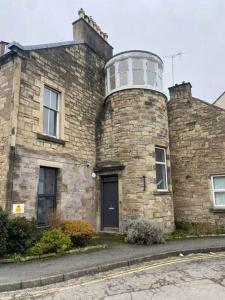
[146,60,156,87]
[109,65,116,90]
[158,65,163,90]
[118,59,129,87]
[132,58,144,85]
[105,51,164,96]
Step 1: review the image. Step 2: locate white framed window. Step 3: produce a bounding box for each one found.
[109,65,116,91]
[211,175,225,208]
[146,59,156,86]
[43,86,59,137]
[118,59,129,87]
[132,58,144,85]
[155,147,168,191]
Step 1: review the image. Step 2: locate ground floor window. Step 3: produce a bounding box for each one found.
[155,147,168,191]
[212,175,225,208]
[37,167,58,226]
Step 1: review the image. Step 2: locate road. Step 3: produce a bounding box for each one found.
[1,252,225,299]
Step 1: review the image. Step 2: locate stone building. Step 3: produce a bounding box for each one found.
[0,9,224,232]
[168,83,225,229]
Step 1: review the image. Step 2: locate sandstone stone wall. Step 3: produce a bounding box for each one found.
[11,44,105,225]
[97,89,175,232]
[0,59,14,209]
[168,83,225,227]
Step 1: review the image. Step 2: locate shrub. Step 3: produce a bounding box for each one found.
[62,220,95,247]
[124,219,164,245]
[0,208,9,257]
[7,217,39,254]
[30,228,71,256]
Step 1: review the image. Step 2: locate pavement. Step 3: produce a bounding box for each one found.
[1,236,225,292]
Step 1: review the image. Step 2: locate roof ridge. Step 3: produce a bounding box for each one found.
[192,97,225,113]
[8,40,84,51]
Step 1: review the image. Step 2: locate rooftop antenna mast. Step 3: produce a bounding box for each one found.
[164,51,183,86]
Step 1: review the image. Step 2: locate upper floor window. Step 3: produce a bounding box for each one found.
[43,87,59,137]
[155,147,168,191]
[118,59,129,87]
[132,58,144,85]
[212,175,225,207]
[109,65,116,91]
[146,60,156,86]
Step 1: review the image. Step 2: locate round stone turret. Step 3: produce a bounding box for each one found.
[96,50,174,233]
[104,50,164,97]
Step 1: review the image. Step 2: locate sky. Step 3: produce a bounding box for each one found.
[1,0,224,102]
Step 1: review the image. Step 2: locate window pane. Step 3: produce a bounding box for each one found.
[37,196,55,226]
[44,88,51,107]
[133,70,144,85]
[45,168,57,194]
[110,75,116,90]
[213,176,225,189]
[50,91,58,110]
[118,60,128,87]
[156,164,167,190]
[49,110,57,136]
[146,60,155,70]
[118,60,128,72]
[155,148,165,162]
[132,59,144,85]
[109,65,115,76]
[109,65,116,90]
[38,168,45,194]
[158,64,163,89]
[157,75,163,89]
[119,72,128,86]
[215,192,225,206]
[43,107,49,134]
[133,58,143,69]
[146,60,156,86]
[147,71,156,86]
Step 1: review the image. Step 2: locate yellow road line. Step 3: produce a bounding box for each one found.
[1,252,225,300]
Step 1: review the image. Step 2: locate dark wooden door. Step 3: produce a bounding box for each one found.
[101,176,119,229]
[37,167,57,226]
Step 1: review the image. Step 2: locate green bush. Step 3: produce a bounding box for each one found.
[0,208,9,257]
[124,219,164,245]
[30,228,71,256]
[62,220,95,247]
[7,217,39,255]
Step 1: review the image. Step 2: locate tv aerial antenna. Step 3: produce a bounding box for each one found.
[164,51,184,86]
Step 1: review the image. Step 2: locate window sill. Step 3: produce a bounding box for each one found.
[209,208,225,213]
[37,133,65,145]
[153,191,172,196]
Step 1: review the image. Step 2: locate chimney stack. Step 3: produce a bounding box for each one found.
[0,41,9,56]
[168,81,192,101]
[73,9,113,61]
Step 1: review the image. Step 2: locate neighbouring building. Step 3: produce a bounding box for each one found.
[214,91,225,109]
[0,9,224,232]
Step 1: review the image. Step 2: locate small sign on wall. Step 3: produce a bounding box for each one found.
[12,203,25,214]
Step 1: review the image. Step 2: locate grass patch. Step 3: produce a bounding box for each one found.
[91,233,125,246]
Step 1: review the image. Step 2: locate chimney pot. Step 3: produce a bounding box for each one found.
[84,15,89,23]
[78,8,85,18]
[168,82,192,101]
[72,12,113,60]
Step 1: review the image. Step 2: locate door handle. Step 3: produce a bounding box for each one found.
[108,206,115,210]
